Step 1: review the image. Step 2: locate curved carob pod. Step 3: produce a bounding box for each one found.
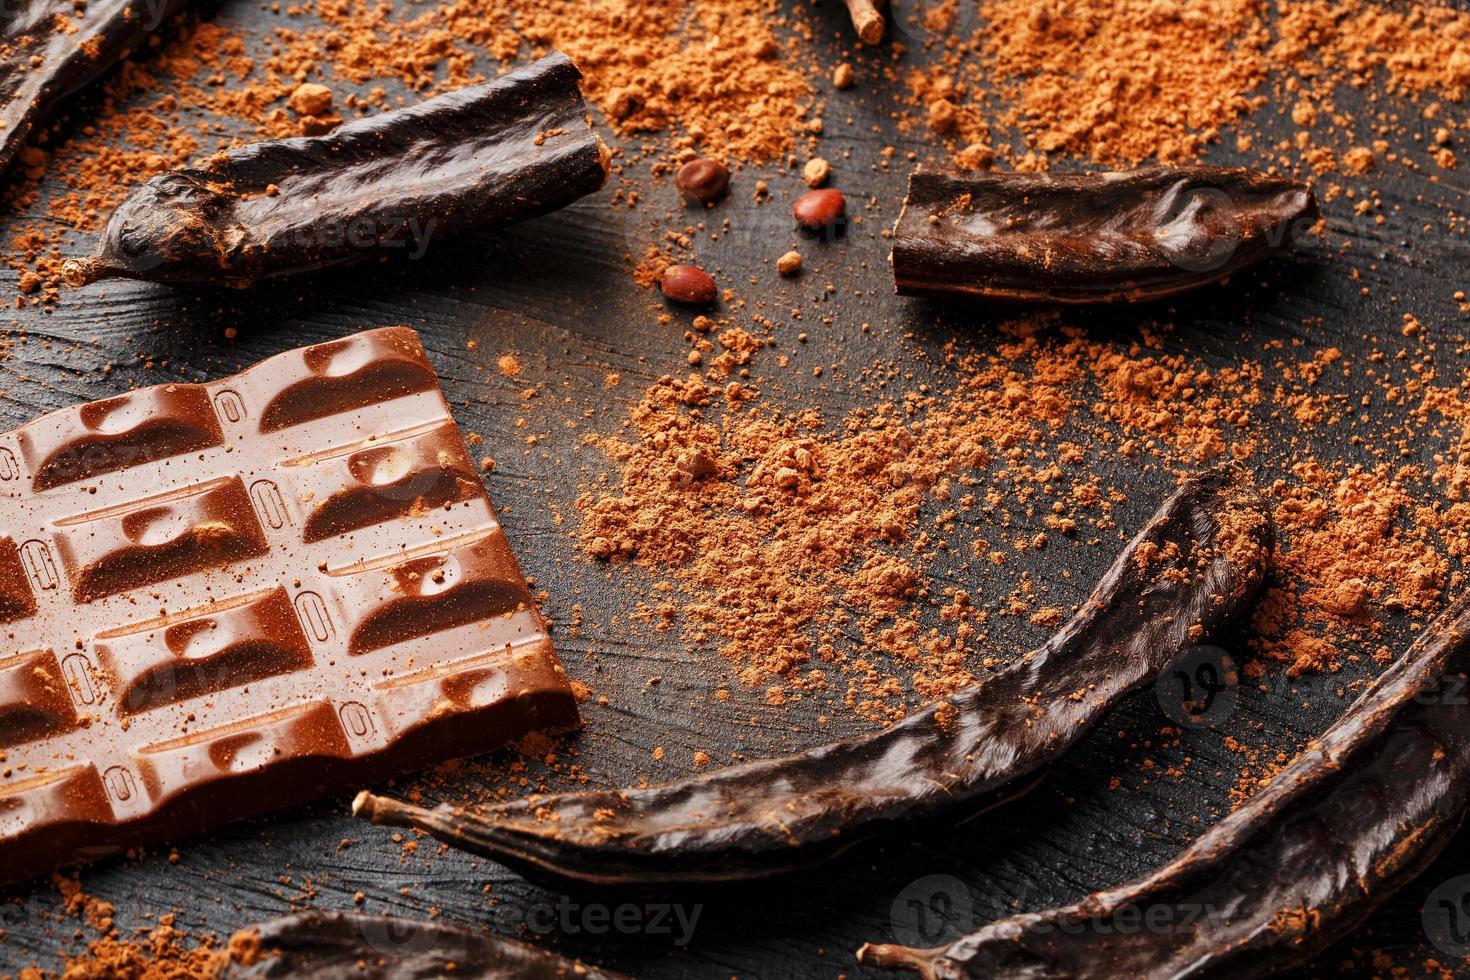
[857,591,1470,980]
[0,0,188,179]
[353,466,1272,890]
[891,167,1318,303]
[62,51,609,288]
[221,912,629,980]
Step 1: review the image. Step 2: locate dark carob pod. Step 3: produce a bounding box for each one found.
[221,912,629,979]
[63,51,609,288]
[0,0,188,180]
[891,166,1318,303]
[858,590,1470,980]
[354,466,1272,890]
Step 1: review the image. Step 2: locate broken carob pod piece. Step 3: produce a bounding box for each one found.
[0,0,188,180]
[63,51,609,289]
[842,0,886,44]
[891,166,1318,303]
[221,912,629,979]
[354,465,1271,890]
[857,590,1470,980]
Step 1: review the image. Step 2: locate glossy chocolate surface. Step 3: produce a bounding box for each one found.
[0,327,578,885]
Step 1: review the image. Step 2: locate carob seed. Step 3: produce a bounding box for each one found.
[675,158,730,206]
[793,188,847,230]
[661,264,717,304]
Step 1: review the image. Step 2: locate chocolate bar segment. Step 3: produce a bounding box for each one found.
[0,327,577,886]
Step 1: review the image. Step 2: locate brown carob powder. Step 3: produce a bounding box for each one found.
[4,0,817,303]
[580,313,1470,717]
[907,0,1470,170]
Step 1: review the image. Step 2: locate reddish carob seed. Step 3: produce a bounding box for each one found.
[661,264,717,304]
[793,188,847,230]
[675,158,730,206]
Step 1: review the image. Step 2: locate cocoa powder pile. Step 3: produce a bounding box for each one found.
[578,314,1463,716]
[906,0,1469,171]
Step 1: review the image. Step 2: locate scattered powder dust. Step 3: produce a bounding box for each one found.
[6,877,234,979]
[580,324,1092,720]
[7,0,1467,301]
[500,0,818,162]
[974,0,1271,165]
[579,313,1470,719]
[54,919,225,980]
[279,0,818,161]
[497,352,524,377]
[1252,470,1449,675]
[907,0,1470,170]
[4,0,817,303]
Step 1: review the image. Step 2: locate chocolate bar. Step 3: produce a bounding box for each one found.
[0,328,578,885]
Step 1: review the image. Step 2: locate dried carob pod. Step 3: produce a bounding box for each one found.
[0,0,187,178]
[891,167,1318,303]
[354,466,1271,890]
[221,912,628,979]
[858,590,1470,980]
[63,52,609,288]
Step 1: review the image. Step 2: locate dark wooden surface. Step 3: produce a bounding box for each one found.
[3,1,1470,976]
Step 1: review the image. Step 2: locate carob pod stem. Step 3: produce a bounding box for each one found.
[63,51,609,288]
[220,911,630,979]
[891,166,1318,303]
[857,589,1470,980]
[0,0,187,179]
[354,465,1271,890]
[842,0,886,44]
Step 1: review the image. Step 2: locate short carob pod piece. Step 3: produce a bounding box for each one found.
[354,465,1272,890]
[0,0,188,180]
[220,911,630,979]
[857,590,1470,980]
[891,166,1318,303]
[63,51,609,289]
[842,0,886,44]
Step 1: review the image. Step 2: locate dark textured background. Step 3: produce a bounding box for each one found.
[3,0,1470,976]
